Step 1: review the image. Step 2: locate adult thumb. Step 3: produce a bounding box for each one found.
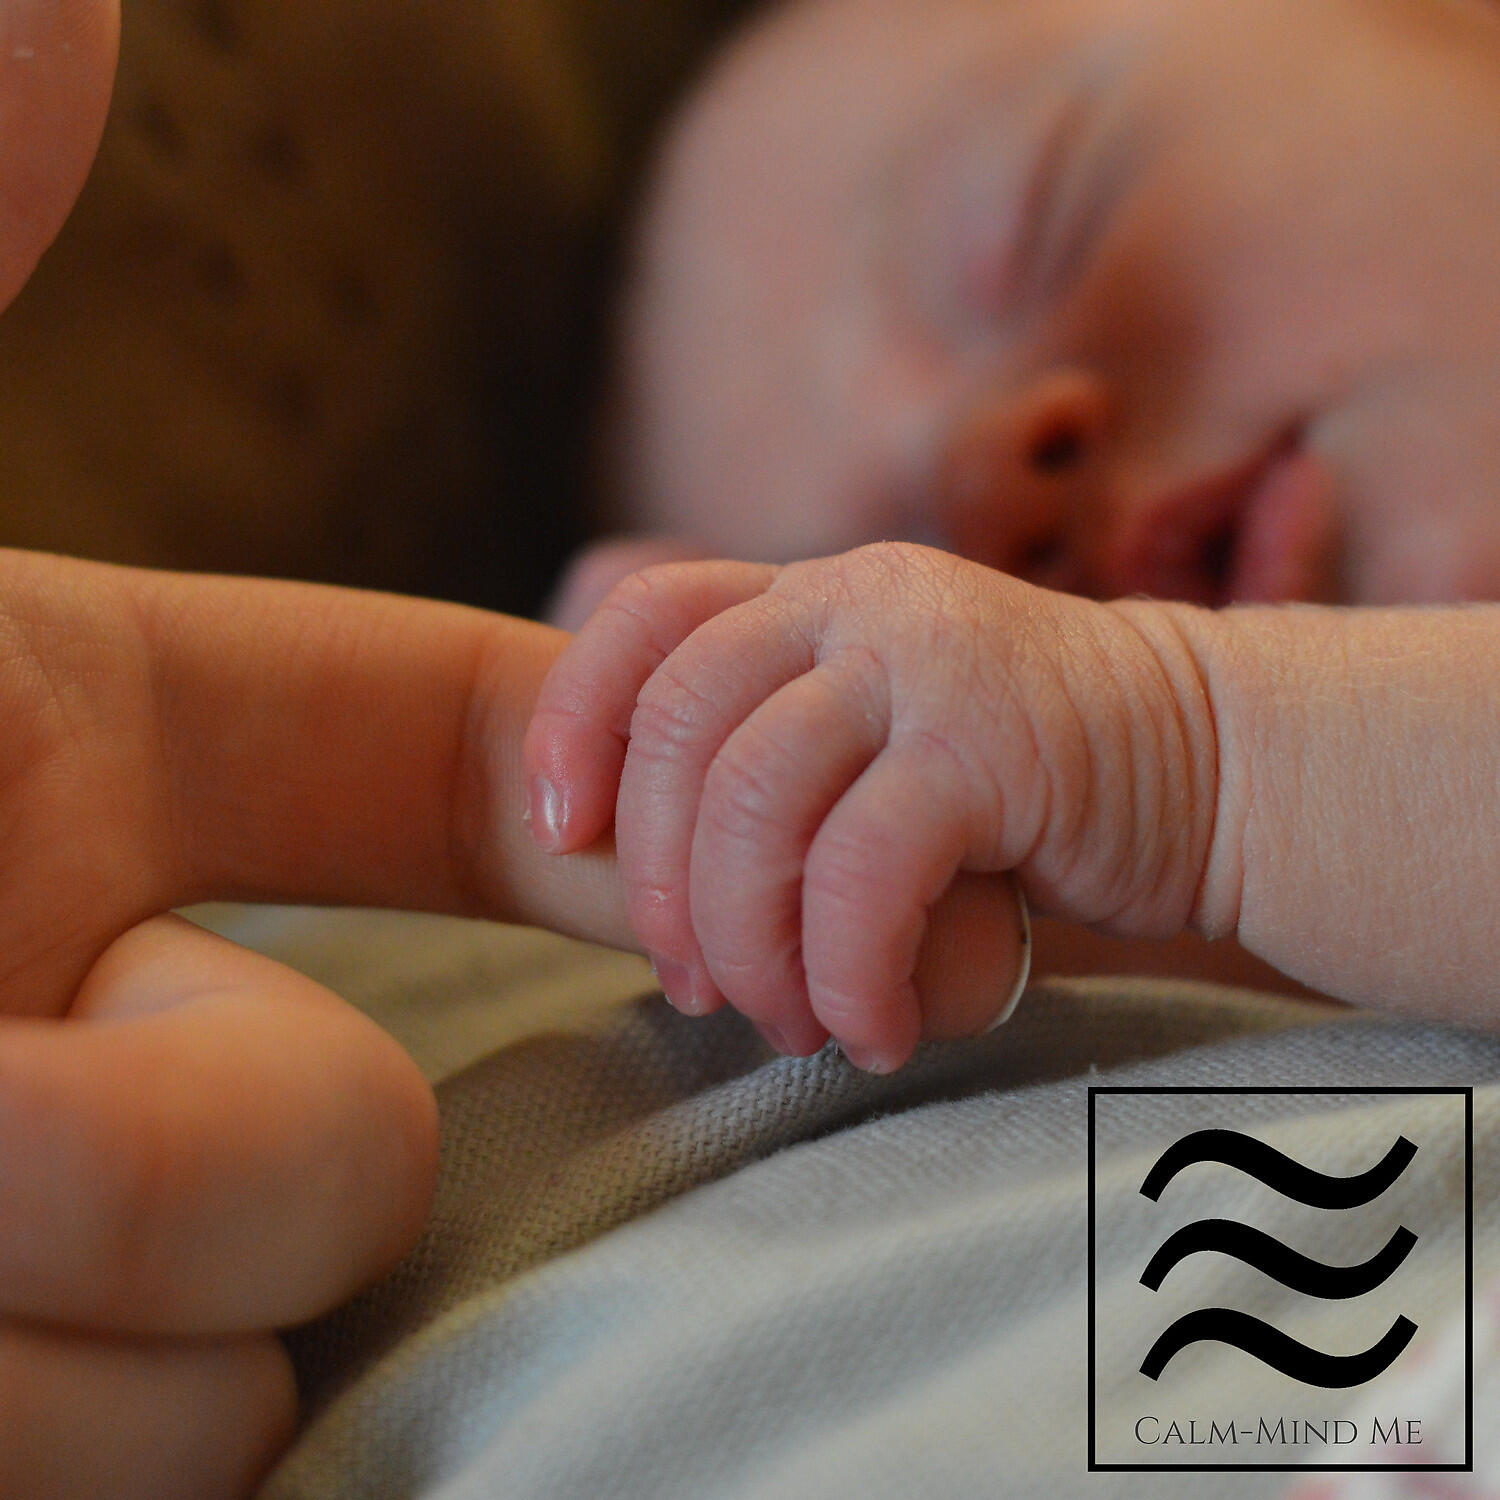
[0,0,118,312]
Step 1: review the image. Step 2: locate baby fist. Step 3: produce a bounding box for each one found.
[525,543,1217,1070]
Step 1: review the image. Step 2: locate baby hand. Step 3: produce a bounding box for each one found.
[525,542,1218,1071]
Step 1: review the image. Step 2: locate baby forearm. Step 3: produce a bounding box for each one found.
[1147,600,1500,1025]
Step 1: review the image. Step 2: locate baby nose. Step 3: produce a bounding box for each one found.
[935,368,1111,592]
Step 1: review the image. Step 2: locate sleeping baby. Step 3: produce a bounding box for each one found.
[528,0,1500,1070]
[4,0,1500,1492]
[555,0,1500,615]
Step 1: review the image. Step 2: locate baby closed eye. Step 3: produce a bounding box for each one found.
[1013,83,1138,315]
[936,67,1141,337]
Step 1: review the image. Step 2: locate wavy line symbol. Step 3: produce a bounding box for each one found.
[1136,1128,1419,1388]
[1140,1220,1417,1298]
[1140,1128,1417,1207]
[1140,1308,1418,1386]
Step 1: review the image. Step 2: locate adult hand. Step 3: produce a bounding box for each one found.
[0,12,632,1489]
[0,549,636,1499]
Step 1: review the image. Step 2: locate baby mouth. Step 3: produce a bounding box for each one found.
[1133,427,1341,606]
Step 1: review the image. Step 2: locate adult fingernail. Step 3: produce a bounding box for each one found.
[985,880,1031,1032]
[529,776,565,851]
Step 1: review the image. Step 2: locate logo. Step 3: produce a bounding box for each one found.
[1088,1088,1472,1472]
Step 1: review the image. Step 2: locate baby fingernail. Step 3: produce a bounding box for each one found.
[754,1020,793,1055]
[529,776,566,850]
[840,1042,898,1075]
[651,953,703,1015]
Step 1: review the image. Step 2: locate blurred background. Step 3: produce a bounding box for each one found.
[0,0,752,616]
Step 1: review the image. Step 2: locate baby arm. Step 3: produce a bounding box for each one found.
[525,541,1500,1069]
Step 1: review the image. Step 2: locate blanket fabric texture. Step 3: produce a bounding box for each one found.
[207,911,1494,1500]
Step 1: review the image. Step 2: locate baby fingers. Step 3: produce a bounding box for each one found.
[798,742,1029,1071]
[527,544,1039,1066]
[524,559,780,854]
[610,581,840,1015]
[655,646,1029,1068]
[685,655,890,1050]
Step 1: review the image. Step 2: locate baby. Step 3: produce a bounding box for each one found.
[528,0,1500,1070]
[556,0,1500,619]
[6,0,1500,1492]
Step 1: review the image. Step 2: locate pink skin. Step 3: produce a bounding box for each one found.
[530,0,1500,1062]
[525,540,1500,1068]
[0,549,679,1498]
[526,542,1209,1072]
[544,534,715,632]
[560,0,1500,622]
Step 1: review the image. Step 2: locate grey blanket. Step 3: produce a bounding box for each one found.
[205,911,1491,1498]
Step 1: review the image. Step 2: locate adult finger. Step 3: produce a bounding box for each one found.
[0,1322,293,1500]
[0,915,438,1332]
[0,0,118,312]
[912,870,1031,1041]
[0,552,1033,1051]
[0,550,632,1019]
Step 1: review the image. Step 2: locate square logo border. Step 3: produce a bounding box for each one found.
[1087,1085,1474,1473]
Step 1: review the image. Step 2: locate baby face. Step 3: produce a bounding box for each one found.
[608,0,1500,605]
